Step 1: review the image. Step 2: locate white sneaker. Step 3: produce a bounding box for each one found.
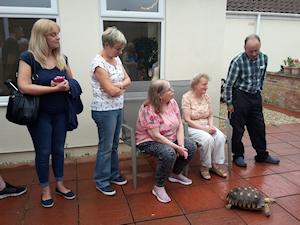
[152,185,171,203]
[168,173,192,185]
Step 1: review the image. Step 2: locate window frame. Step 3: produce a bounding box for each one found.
[100,0,164,19]
[0,15,59,106]
[100,0,165,83]
[0,0,58,105]
[0,0,58,15]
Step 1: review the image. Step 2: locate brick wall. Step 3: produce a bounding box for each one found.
[262,72,300,112]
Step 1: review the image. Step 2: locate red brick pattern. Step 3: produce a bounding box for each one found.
[0,123,300,224]
[262,73,300,112]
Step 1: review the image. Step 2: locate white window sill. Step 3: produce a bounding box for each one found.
[0,97,9,106]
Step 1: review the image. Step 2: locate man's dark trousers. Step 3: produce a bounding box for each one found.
[230,89,269,162]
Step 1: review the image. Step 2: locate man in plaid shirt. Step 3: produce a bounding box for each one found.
[224,34,280,167]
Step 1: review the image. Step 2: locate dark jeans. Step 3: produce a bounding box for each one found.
[230,89,268,162]
[28,111,67,187]
[137,137,197,187]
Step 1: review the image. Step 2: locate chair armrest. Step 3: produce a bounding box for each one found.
[121,123,138,189]
[183,121,189,138]
[213,115,232,137]
[121,123,136,147]
[213,115,227,121]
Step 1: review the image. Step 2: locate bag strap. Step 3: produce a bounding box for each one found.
[28,52,38,83]
[5,52,38,92]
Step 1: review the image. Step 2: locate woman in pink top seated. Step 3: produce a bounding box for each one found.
[136,80,196,203]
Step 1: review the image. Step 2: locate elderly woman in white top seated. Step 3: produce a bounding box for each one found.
[181,73,227,180]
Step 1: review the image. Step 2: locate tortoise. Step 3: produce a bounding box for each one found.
[225,186,275,216]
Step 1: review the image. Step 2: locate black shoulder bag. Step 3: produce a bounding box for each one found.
[5,52,40,125]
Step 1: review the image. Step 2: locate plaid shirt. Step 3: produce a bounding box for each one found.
[224,52,268,104]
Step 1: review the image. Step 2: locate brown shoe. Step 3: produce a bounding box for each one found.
[211,165,227,178]
[200,167,211,180]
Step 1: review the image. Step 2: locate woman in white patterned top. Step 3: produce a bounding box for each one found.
[91,27,131,196]
[181,73,227,180]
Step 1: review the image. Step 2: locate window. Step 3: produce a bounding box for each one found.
[101,0,163,18]
[0,0,51,7]
[104,21,160,81]
[101,0,164,82]
[0,0,57,14]
[107,0,159,12]
[0,1,58,104]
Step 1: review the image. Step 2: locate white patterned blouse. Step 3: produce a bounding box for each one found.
[90,54,125,111]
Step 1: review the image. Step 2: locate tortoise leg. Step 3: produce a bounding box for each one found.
[263,204,271,217]
[225,203,232,209]
[265,197,275,203]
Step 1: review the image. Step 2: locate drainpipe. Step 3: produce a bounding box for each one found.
[256,13,261,35]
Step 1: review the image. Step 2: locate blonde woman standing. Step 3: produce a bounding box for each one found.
[18,19,76,207]
[182,74,227,180]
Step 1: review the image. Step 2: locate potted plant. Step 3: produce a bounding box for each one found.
[283,56,294,74]
[291,58,300,76]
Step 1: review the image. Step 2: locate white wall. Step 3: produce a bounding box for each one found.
[260,17,300,71]
[58,0,100,148]
[0,115,32,153]
[222,14,300,79]
[222,15,257,77]
[165,0,227,114]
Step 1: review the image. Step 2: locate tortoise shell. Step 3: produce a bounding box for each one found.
[226,186,265,209]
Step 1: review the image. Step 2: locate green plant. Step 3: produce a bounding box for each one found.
[283,57,295,67]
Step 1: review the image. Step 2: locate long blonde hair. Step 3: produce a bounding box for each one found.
[145,80,169,113]
[28,19,66,70]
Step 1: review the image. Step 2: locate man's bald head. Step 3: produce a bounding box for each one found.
[244,34,261,60]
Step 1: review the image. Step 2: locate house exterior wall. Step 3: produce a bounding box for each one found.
[260,18,300,71]
[222,15,300,79]
[165,0,227,114]
[0,0,227,157]
[58,0,100,149]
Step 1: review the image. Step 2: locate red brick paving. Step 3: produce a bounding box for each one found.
[1,123,300,225]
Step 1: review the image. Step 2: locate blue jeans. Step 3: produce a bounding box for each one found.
[28,111,67,187]
[137,137,197,187]
[92,109,122,188]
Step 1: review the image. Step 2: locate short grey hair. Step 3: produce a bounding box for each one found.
[102,26,127,47]
[191,73,209,90]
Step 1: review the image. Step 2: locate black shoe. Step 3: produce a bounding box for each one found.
[41,197,54,208]
[111,176,127,186]
[96,185,116,196]
[257,155,280,164]
[0,182,27,199]
[234,157,247,167]
[55,188,76,200]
